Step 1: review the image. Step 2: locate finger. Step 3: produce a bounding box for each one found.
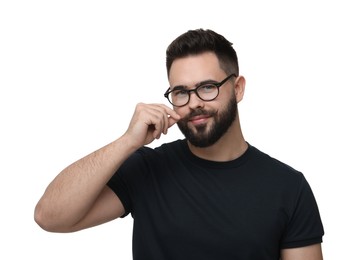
[149,104,179,135]
[149,114,164,139]
[144,104,180,138]
[163,113,169,135]
[161,105,181,121]
[167,116,179,129]
[159,105,181,134]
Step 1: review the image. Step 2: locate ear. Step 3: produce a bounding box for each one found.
[234,76,246,102]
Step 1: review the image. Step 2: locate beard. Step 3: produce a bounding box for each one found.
[176,94,238,148]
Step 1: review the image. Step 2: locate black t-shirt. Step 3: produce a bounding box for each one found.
[107,140,324,260]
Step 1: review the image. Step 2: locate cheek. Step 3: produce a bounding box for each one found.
[174,107,189,119]
[219,89,238,106]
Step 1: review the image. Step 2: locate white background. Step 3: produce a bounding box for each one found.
[1,0,359,259]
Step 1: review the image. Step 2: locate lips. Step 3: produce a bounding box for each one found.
[189,115,211,125]
[178,109,215,126]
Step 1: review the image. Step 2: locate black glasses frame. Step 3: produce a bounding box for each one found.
[164,73,237,107]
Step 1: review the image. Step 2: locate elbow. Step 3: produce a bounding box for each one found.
[34,203,54,232]
[34,202,64,233]
[34,202,79,233]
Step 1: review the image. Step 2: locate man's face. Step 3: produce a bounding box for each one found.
[176,93,238,147]
[168,52,238,148]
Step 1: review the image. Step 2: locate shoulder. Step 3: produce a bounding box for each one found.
[247,144,306,187]
[130,139,186,162]
[249,144,301,173]
[139,139,184,154]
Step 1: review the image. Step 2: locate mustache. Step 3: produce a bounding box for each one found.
[178,108,216,123]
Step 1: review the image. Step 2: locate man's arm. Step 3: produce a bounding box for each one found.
[281,244,323,260]
[34,135,134,232]
[34,103,180,232]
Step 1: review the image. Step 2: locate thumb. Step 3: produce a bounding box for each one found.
[168,115,180,128]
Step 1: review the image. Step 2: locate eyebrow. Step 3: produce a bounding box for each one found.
[171,79,218,91]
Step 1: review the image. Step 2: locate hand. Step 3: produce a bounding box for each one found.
[124,103,181,147]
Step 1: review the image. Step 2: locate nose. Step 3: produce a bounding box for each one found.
[187,91,204,109]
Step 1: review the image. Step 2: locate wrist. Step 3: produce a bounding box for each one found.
[115,133,141,154]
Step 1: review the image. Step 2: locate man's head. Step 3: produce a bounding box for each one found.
[165,29,245,148]
[166,29,239,78]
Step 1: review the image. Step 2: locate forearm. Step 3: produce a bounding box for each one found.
[281,244,323,260]
[34,134,137,231]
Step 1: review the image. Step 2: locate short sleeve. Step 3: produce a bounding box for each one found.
[107,148,148,218]
[281,175,324,248]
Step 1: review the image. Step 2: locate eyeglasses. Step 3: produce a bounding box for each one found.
[164,74,236,107]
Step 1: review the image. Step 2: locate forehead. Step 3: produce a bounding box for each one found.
[168,52,226,87]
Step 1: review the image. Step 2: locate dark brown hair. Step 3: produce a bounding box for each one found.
[166,29,239,77]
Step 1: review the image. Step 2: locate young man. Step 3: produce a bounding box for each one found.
[35,29,324,259]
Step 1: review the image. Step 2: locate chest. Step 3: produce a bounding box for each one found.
[132,165,289,252]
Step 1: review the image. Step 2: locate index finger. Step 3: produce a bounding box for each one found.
[159,104,181,121]
[157,104,180,134]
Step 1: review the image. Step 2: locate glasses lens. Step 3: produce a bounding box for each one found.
[197,84,219,101]
[169,89,189,106]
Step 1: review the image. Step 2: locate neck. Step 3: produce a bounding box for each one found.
[187,118,248,162]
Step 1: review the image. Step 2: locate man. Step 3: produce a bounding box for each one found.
[35,29,324,259]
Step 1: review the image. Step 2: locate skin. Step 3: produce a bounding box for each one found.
[34,51,323,259]
[168,52,247,161]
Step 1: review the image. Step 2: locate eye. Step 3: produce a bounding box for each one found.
[198,84,217,93]
[172,89,188,97]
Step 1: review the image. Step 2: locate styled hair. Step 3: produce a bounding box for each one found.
[166,29,239,77]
